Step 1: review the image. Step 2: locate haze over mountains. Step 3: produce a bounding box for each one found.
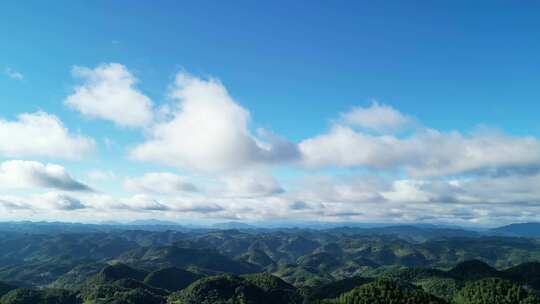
[0,220,539,238]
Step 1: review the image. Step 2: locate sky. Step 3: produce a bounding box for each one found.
[1,1,540,226]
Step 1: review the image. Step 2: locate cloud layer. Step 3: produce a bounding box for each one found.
[3,63,540,226]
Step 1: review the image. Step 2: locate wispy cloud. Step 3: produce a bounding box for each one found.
[4,67,24,80]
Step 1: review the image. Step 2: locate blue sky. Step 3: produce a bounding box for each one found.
[1,1,540,226]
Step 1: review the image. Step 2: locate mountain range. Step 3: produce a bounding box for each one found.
[0,221,540,303]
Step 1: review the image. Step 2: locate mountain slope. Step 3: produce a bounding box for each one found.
[168,274,302,304]
[453,278,540,304]
[492,223,540,238]
[326,278,447,304]
[143,267,201,292]
[0,282,15,298]
[116,246,260,274]
[448,260,500,281]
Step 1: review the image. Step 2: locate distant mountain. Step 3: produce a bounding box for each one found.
[127,219,182,226]
[328,225,479,242]
[115,245,261,274]
[491,222,540,238]
[0,221,109,234]
[212,221,257,230]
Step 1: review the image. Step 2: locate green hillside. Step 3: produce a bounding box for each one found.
[143,267,201,292]
[0,227,540,303]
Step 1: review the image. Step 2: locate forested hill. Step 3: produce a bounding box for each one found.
[0,223,539,303]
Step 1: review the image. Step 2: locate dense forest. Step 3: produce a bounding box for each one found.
[0,222,539,303]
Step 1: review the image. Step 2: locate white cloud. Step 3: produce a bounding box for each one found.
[0,160,92,191]
[303,104,540,178]
[0,171,539,225]
[2,63,539,226]
[124,172,198,194]
[0,112,94,159]
[130,72,298,172]
[4,67,24,80]
[118,194,170,211]
[40,192,87,210]
[403,129,540,177]
[0,192,86,211]
[84,193,224,214]
[282,173,540,225]
[299,125,540,178]
[299,125,414,170]
[65,63,153,127]
[219,170,283,198]
[291,175,389,204]
[341,101,413,133]
[418,173,540,205]
[381,180,436,203]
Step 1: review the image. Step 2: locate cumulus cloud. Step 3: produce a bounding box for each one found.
[130,72,298,172]
[299,125,412,170]
[41,192,87,210]
[65,63,153,127]
[124,172,198,194]
[299,125,540,178]
[341,101,413,132]
[3,64,539,226]
[404,129,540,177]
[0,160,92,192]
[0,112,94,159]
